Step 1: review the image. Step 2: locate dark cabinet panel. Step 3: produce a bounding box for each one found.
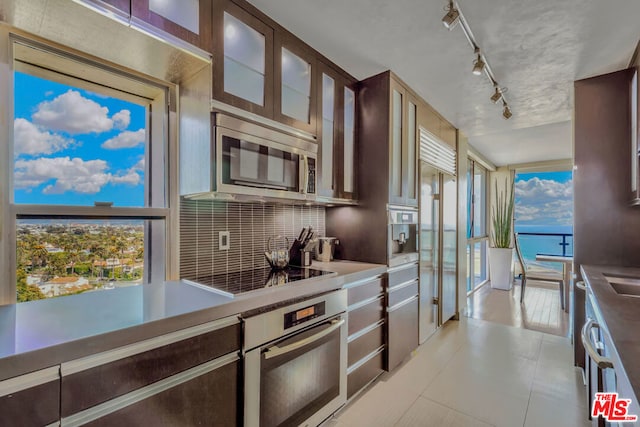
[388,280,419,307]
[347,278,384,306]
[348,297,385,336]
[212,0,275,117]
[85,358,241,427]
[62,320,241,416]
[132,0,213,52]
[347,350,384,399]
[0,372,60,427]
[348,322,384,367]
[387,296,419,371]
[388,264,419,288]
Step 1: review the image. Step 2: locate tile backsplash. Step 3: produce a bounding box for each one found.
[180,200,325,279]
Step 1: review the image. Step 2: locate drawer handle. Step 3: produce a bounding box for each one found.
[580,319,614,369]
[575,280,586,291]
[264,319,344,360]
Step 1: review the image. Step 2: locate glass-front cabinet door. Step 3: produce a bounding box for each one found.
[275,33,317,134]
[406,95,418,206]
[342,85,356,199]
[317,65,337,197]
[132,0,212,52]
[389,80,405,205]
[213,1,274,117]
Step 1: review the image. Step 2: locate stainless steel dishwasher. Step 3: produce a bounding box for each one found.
[243,290,347,427]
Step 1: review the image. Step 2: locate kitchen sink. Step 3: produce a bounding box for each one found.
[603,274,640,297]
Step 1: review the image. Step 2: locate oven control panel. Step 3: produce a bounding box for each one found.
[284,301,326,329]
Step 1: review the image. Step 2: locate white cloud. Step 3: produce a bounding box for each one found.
[13,118,75,156]
[32,90,113,134]
[111,170,141,186]
[112,110,131,130]
[101,129,146,149]
[515,177,573,225]
[14,156,141,194]
[132,158,145,171]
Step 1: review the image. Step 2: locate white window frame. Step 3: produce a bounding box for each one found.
[467,158,489,293]
[0,32,179,304]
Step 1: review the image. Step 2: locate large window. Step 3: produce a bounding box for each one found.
[466,159,488,292]
[5,38,172,304]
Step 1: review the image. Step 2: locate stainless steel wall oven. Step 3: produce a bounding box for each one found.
[243,290,347,427]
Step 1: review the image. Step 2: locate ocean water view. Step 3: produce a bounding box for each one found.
[515,224,573,271]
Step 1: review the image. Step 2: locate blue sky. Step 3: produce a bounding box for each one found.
[514,170,573,230]
[13,72,146,206]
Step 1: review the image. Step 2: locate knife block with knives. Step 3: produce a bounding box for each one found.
[289,226,316,267]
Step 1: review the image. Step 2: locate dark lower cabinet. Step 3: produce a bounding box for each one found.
[347,349,384,399]
[0,367,60,427]
[61,316,242,426]
[345,275,386,399]
[386,265,419,372]
[84,356,241,427]
[387,295,419,372]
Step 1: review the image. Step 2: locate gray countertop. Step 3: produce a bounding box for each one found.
[0,260,386,381]
[581,264,640,406]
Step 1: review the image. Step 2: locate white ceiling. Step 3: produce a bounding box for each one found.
[248,0,640,166]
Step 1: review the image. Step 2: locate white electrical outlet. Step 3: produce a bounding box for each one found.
[219,231,230,250]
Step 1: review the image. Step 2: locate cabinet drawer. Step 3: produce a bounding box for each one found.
[348,321,385,367]
[388,280,419,308]
[387,296,419,372]
[0,367,60,426]
[78,355,240,427]
[388,264,418,288]
[347,277,384,306]
[348,296,385,336]
[347,349,384,399]
[61,317,240,417]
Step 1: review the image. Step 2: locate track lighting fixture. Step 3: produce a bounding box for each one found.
[442,0,460,30]
[490,87,502,103]
[472,48,484,76]
[441,1,513,119]
[502,101,512,120]
[490,86,508,103]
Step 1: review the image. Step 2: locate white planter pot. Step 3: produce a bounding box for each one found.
[489,247,514,290]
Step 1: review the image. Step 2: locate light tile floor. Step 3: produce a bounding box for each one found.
[330,317,589,427]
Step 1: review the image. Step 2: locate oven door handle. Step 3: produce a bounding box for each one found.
[581,318,614,369]
[264,319,345,360]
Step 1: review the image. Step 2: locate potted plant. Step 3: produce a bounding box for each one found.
[489,177,515,290]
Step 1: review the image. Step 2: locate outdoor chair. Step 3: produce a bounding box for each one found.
[514,232,565,309]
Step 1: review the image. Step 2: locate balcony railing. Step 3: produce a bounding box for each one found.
[516,231,573,261]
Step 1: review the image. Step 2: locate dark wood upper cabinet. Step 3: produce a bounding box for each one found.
[274,31,317,134]
[316,61,341,198]
[316,61,358,200]
[131,0,213,52]
[83,0,131,16]
[212,0,274,117]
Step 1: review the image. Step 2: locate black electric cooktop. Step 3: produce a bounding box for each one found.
[190,267,335,295]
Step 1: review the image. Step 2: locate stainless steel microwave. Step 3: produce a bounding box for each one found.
[214,114,317,202]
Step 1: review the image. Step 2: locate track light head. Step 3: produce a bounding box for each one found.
[442,1,460,30]
[502,101,512,119]
[490,87,502,103]
[472,53,485,76]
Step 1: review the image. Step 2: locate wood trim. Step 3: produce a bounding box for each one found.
[273,30,318,134]
[131,0,213,52]
[212,0,275,118]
